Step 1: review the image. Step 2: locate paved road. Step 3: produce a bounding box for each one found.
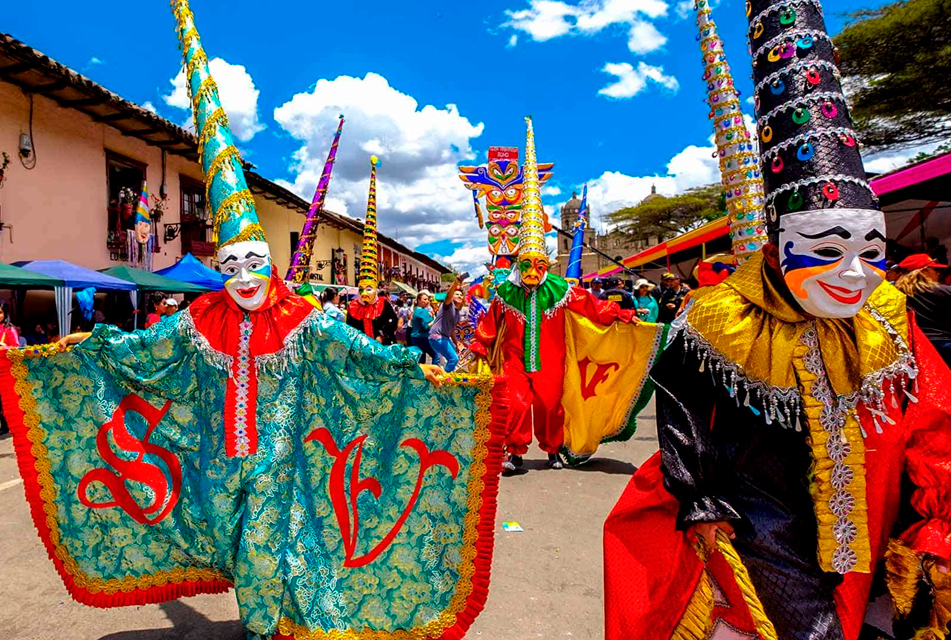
[0,406,658,640]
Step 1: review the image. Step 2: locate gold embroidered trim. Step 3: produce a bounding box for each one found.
[715,530,779,640]
[276,374,495,639]
[9,346,229,594]
[671,565,715,640]
[794,325,871,574]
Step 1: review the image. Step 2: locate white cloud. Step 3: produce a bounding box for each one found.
[598,61,679,99]
[142,101,158,114]
[434,243,493,278]
[863,140,946,174]
[88,56,104,66]
[507,34,519,47]
[627,20,667,54]
[164,57,265,142]
[502,0,669,49]
[542,185,562,196]
[273,72,487,251]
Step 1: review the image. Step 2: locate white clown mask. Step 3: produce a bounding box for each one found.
[778,209,886,318]
[218,240,273,311]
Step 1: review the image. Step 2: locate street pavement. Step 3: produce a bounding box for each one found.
[0,404,658,640]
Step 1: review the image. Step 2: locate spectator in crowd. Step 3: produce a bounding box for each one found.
[429,277,464,372]
[657,272,690,323]
[320,288,345,322]
[0,304,19,349]
[633,279,659,323]
[394,297,414,345]
[25,322,49,346]
[410,290,437,364]
[145,294,168,329]
[927,236,949,267]
[165,298,180,317]
[894,253,951,367]
[590,277,605,299]
[601,276,636,310]
[92,299,107,325]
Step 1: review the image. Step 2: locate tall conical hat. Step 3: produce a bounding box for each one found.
[518,117,548,261]
[286,114,345,284]
[172,0,265,250]
[135,179,152,228]
[695,1,768,264]
[746,0,877,235]
[358,156,380,288]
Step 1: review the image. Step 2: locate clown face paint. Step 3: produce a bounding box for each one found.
[358,285,378,305]
[518,256,549,289]
[778,209,886,318]
[218,240,272,311]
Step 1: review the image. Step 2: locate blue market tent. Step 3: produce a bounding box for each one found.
[14,260,137,336]
[155,253,224,291]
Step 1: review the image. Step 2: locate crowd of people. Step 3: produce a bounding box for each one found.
[588,271,692,324]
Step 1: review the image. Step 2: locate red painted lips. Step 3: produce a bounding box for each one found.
[817,280,862,304]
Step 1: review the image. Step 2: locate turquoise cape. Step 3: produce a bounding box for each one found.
[0,299,504,639]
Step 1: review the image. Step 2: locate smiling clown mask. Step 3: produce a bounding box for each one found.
[778,209,886,318]
[218,240,273,311]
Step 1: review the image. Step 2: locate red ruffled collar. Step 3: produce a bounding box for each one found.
[188,276,314,357]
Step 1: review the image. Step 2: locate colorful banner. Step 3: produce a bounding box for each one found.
[561,311,667,464]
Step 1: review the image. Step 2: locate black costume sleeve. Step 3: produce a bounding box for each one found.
[651,332,742,530]
[376,302,398,344]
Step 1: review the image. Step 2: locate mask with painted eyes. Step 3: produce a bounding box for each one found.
[218,240,273,311]
[359,285,378,305]
[518,256,549,289]
[778,209,886,318]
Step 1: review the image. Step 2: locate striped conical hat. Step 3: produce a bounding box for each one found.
[518,118,548,261]
[172,0,265,250]
[358,156,380,288]
[695,0,768,264]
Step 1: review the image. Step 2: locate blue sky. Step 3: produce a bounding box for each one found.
[4,0,908,273]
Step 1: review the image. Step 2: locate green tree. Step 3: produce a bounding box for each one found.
[608,184,724,244]
[835,0,951,150]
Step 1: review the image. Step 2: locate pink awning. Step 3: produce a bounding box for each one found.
[871,152,951,197]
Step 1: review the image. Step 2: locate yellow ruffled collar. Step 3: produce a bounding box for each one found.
[681,251,915,427]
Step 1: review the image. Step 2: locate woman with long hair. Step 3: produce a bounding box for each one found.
[895,253,951,367]
[409,290,437,363]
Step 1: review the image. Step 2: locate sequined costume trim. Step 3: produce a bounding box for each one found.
[180,309,233,372]
[681,321,802,428]
[256,309,322,374]
[276,372,507,640]
[0,346,232,606]
[796,323,870,574]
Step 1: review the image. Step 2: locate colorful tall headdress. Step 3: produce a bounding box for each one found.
[746,0,876,236]
[172,0,265,250]
[135,180,152,229]
[358,156,380,288]
[564,185,588,283]
[695,1,768,264]
[518,118,548,261]
[286,114,345,284]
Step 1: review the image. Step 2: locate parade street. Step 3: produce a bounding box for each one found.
[0,404,658,640]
